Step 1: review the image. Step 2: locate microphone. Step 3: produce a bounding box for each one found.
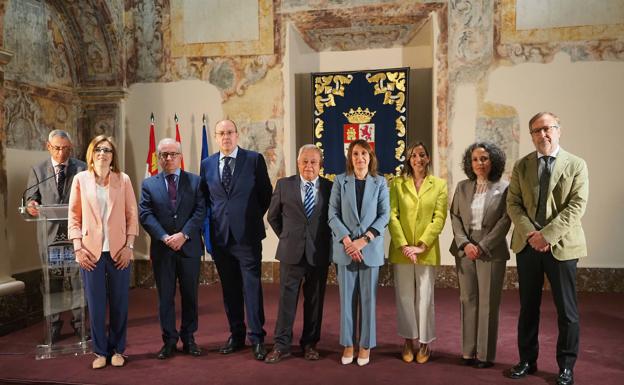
[19,168,63,215]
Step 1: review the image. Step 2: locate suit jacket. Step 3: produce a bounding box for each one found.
[200,147,272,247]
[267,175,332,266]
[26,157,87,245]
[68,171,139,261]
[449,179,511,260]
[139,171,206,258]
[388,174,448,265]
[328,173,390,267]
[506,149,589,260]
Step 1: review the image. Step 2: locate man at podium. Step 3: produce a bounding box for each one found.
[25,129,87,342]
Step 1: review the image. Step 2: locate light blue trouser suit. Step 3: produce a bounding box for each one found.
[337,262,379,349]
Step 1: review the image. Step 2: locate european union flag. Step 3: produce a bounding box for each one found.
[200,116,213,254]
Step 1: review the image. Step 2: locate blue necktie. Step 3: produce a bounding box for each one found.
[222,157,233,193]
[303,181,315,219]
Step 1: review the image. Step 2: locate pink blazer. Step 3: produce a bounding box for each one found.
[68,170,139,261]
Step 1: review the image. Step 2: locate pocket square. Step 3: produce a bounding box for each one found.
[493,190,501,195]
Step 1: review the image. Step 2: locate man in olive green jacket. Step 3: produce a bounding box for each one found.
[506,112,588,385]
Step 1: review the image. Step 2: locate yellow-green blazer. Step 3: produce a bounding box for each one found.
[388,174,448,265]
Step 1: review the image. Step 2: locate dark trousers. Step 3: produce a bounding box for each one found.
[516,246,579,370]
[152,252,200,345]
[213,242,265,344]
[273,258,329,352]
[81,252,131,357]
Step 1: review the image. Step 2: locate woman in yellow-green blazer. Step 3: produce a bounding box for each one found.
[388,142,448,364]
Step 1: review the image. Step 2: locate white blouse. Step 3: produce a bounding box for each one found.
[96,184,110,252]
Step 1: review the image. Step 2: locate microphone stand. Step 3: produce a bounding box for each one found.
[19,169,62,215]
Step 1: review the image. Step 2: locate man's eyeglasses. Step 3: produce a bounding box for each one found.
[49,145,71,152]
[530,125,559,136]
[159,152,180,159]
[94,147,113,154]
[215,130,236,137]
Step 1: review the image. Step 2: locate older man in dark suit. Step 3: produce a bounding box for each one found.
[264,145,332,363]
[200,119,272,360]
[139,138,206,359]
[25,129,87,342]
[507,112,589,385]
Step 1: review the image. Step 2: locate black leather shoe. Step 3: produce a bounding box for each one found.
[183,342,202,357]
[556,368,574,385]
[264,348,291,364]
[219,337,245,354]
[461,357,476,366]
[157,343,176,359]
[474,360,494,369]
[252,343,267,361]
[509,361,537,379]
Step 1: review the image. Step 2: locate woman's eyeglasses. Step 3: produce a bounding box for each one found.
[94,147,113,154]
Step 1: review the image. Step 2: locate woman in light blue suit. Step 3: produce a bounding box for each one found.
[328,139,390,367]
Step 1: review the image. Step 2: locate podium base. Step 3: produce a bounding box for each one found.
[36,340,91,360]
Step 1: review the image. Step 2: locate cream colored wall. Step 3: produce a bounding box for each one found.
[6,149,54,273]
[123,80,223,259]
[485,52,624,268]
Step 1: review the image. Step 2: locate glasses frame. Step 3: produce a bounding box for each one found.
[159,152,180,159]
[530,124,559,136]
[94,147,114,154]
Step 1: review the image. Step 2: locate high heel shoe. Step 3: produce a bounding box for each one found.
[341,346,354,365]
[402,340,414,363]
[357,348,370,366]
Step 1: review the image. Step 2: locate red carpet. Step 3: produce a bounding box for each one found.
[0,284,622,385]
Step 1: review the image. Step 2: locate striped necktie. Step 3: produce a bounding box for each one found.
[303,181,315,219]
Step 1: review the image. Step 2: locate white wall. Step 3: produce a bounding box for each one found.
[485,52,624,268]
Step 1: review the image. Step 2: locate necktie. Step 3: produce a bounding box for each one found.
[166,174,177,208]
[303,181,315,219]
[222,157,233,193]
[536,156,553,227]
[57,164,66,199]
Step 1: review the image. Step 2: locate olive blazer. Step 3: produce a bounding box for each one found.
[506,149,589,261]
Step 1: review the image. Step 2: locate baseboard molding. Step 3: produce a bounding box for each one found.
[132,260,624,293]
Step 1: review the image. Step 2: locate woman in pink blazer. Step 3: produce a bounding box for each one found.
[68,135,138,369]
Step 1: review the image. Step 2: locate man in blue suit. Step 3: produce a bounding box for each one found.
[139,138,205,359]
[200,119,272,360]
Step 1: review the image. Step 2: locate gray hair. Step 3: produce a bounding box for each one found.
[157,138,181,152]
[48,129,72,143]
[297,144,323,162]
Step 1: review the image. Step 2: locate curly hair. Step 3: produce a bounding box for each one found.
[461,141,506,181]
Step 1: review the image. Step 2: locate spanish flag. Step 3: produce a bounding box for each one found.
[145,113,158,178]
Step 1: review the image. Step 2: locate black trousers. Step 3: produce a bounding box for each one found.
[213,242,266,344]
[152,253,200,345]
[273,258,329,352]
[516,245,579,370]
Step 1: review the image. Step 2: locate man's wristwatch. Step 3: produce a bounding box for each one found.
[184,234,190,240]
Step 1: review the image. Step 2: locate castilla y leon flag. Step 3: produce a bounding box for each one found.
[343,107,376,155]
[145,113,158,179]
[174,113,185,170]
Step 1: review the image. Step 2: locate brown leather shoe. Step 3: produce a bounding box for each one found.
[416,344,431,364]
[402,340,414,363]
[303,345,320,361]
[264,348,291,364]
